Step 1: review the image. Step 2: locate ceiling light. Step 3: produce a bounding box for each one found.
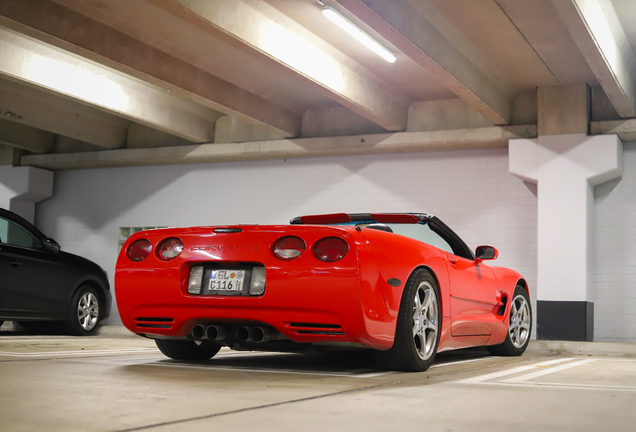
[321,6,396,63]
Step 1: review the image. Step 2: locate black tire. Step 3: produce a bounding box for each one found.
[487,285,532,356]
[378,268,441,372]
[155,339,221,361]
[65,286,101,336]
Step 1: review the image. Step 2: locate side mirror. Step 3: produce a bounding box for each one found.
[44,238,61,253]
[475,245,498,262]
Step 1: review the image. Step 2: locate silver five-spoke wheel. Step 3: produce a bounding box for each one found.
[78,291,99,331]
[509,293,530,349]
[412,281,439,360]
[380,268,441,371]
[487,285,532,356]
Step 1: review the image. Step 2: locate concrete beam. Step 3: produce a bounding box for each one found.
[0,165,54,223]
[152,0,406,131]
[0,144,24,166]
[538,85,590,136]
[0,0,300,137]
[591,119,636,141]
[334,0,512,125]
[20,125,537,170]
[0,118,56,153]
[0,25,218,143]
[0,79,127,149]
[550,0,636,118]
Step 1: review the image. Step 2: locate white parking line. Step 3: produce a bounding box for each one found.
[493,382,636,392]
[140,361,394,378]
[458,357,636,393]
[114,353,497,378]
[458,358,575,384]
[0,348,158,357]
[431,356,498,369]
[502,359,596,383]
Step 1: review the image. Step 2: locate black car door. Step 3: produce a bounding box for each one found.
[0,215,71,318]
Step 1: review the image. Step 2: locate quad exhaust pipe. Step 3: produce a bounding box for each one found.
[191,324,284,343]
[235,326,285,343]
[191,324,228,342]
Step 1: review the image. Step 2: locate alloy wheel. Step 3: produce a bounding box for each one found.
[412,281,439,360]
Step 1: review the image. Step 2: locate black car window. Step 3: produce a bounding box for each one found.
[0,217,43,249]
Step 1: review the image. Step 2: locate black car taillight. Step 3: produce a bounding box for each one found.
[273,236,306,260]
[314,237,348,262]
[127,239,152,262]
[157,238,183,260]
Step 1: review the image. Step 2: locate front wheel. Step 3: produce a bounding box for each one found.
[65,286,101,336]
[487,286,532,356]
[378,268,441,372]
[155,339,221,361]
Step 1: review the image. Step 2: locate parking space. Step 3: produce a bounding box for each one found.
[1,331,635,432]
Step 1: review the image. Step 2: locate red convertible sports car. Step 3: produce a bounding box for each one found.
[115,213,531,371]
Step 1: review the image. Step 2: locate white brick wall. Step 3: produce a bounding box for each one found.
[594,141,636,342]
[36,148,537,326]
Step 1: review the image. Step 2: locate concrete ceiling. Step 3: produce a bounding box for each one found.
[0,0,635,169]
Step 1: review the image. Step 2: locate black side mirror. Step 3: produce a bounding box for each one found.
[44,238,61,253]
[475,245,498,262]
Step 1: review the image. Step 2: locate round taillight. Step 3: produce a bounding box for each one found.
[314,237,349,262]
[157,237,183,260]
[273,236,306,260]
[127,239,152,262]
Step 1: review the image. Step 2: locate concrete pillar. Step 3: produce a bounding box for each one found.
[0,166,54,223]
[509,84,623,341]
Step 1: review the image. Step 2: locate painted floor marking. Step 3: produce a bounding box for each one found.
[139,361,394,378]
[502,359,597,383]
[101,352,496,378]
[458,358,575,384]
[431,357,498,369]
[0,336,139,342]
[0,348,158,358]
[459,357,636,392]
[491,382,636,392]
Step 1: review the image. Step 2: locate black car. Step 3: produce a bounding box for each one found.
[0,208,111,335]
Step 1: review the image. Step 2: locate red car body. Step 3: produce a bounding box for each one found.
[115,213,531,370]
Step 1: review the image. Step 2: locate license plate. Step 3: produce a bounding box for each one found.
[209,269,245,291]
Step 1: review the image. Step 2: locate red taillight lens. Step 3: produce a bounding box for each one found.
[157,237,183,260]
[127,239,152,262]
[273,236,306,260]
[314,237,349,262]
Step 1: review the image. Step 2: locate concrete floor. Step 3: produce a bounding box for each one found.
[1,324,635,432]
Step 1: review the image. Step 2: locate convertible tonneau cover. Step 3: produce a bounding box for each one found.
[291,212,431,225]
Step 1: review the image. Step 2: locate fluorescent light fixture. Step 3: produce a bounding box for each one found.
[322,6,396,63]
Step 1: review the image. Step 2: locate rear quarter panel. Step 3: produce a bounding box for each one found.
[355,228,451,346]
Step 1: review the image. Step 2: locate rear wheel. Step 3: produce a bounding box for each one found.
[487,286,532,356]
[65,286,101,336]
[378,268,441,372]
[155,339,221,360]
